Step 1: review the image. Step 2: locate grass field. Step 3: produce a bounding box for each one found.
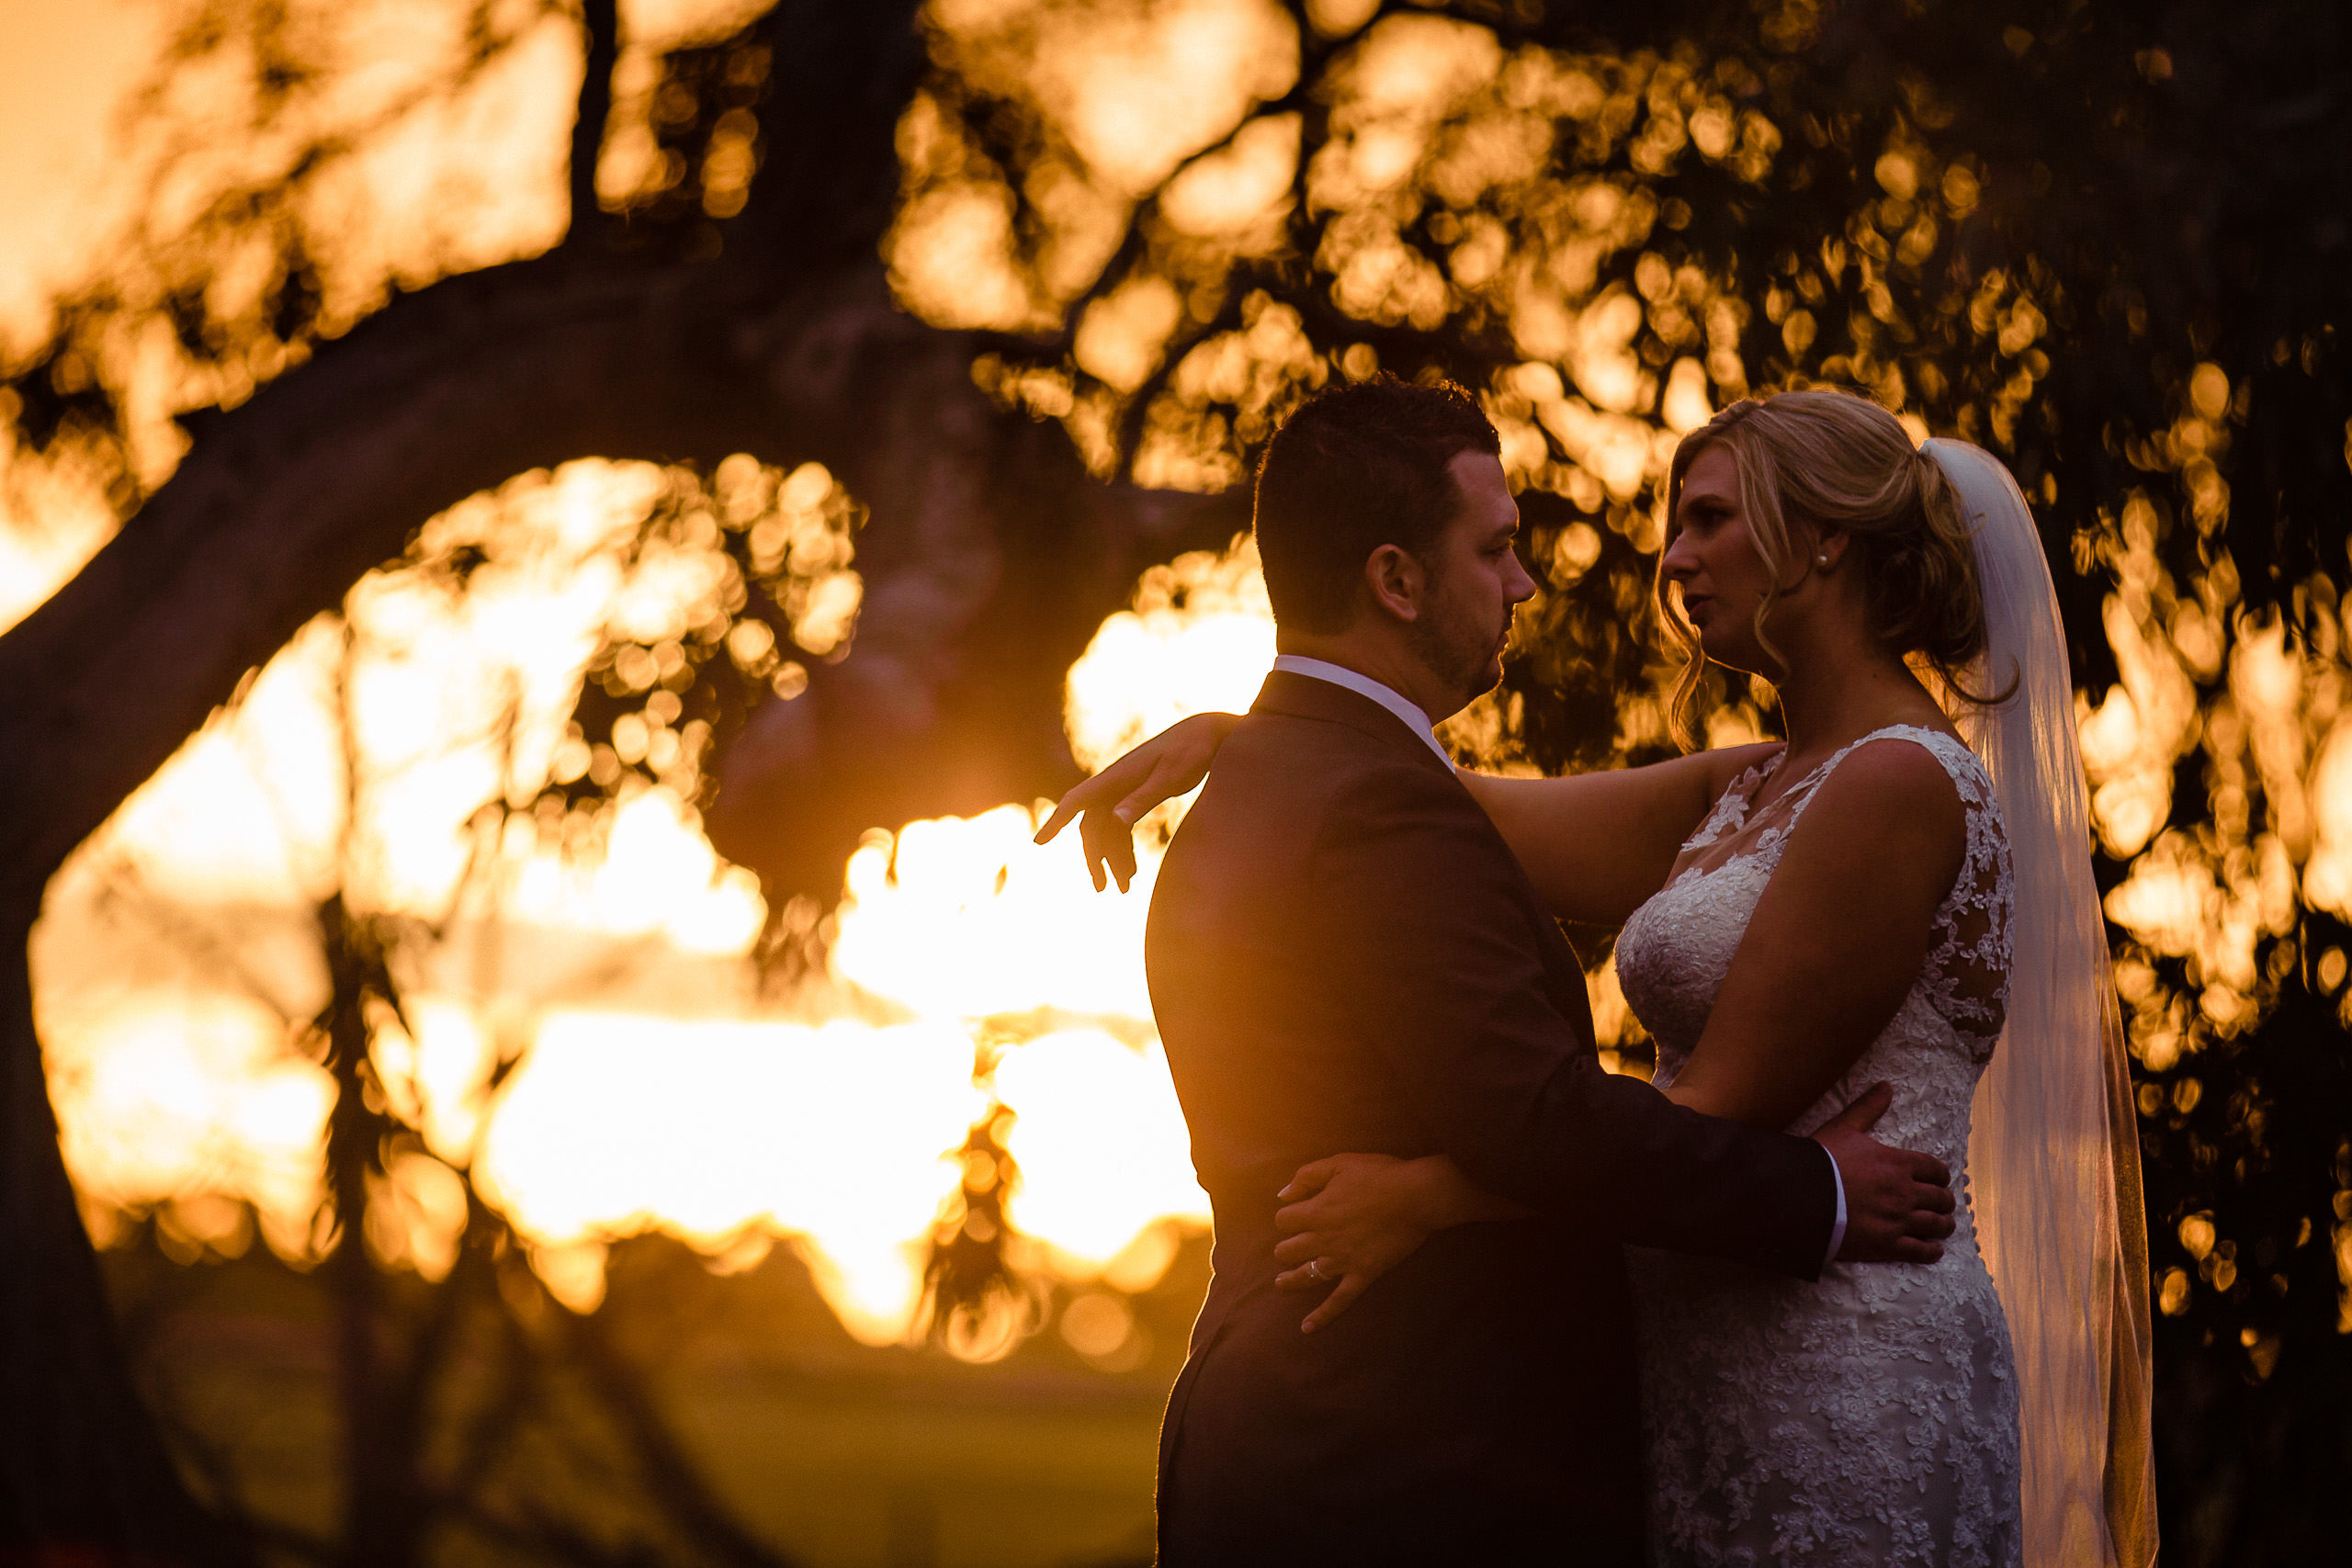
[105,1227,1213,1566]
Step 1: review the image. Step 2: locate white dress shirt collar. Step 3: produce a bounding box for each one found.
[1271,654,1455,771]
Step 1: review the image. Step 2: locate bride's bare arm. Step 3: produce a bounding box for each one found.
[1267,1154,1532,1333]
[1457,744,1781,924]
[1663,739,1967,1131]
[1037,710,1781,921]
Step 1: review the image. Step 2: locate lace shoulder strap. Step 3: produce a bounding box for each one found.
[1781,723,1996,829]
[1681,750,1782,852]
[1788,724,2014,1040]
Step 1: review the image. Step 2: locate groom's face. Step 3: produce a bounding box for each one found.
[1407,450,1535,705]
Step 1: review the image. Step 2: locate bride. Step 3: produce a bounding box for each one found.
[1042,389,2155,1566]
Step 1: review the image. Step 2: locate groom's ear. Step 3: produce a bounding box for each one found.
[1363,543,1428,624]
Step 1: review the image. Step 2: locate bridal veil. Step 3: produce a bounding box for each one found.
[1922,438,2159,1568]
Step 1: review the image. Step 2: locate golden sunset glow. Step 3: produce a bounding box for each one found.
[44,367,2352,1343]
[31,461,1297,1348]
[4,11,2344,1507]
[29,458,1737,1353]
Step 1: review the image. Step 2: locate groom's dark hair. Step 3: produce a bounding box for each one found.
[1252,374,1501,633]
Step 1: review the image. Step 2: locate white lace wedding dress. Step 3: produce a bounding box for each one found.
[1614,725,2024,1568]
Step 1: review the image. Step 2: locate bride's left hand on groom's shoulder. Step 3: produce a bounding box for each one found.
[1034,712,1238,891]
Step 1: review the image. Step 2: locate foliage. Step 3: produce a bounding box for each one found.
[896,2,2352,1555]
[6,0,2351,1561]
[2,1,574,515]
[48,474,857,1558]
[435,455,868,823]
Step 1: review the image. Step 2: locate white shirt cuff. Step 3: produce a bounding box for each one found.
[1821,1145,1848,1269]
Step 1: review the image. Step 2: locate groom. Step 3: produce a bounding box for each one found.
[1141,377,1955,1565]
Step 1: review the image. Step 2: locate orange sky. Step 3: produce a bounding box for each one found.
[0,0,775,354]
[0,0,158,351]
[0,0,783,629]
[0,6,1234,1340]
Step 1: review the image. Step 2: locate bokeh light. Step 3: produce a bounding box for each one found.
[6,2,2351,1554]
[32,455,1272,1347]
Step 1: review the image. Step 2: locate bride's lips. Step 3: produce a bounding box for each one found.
[1681,592,1713,625]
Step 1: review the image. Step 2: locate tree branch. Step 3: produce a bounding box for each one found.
[0,919,254,1562]
[570,0,621,242]
[741,0,928,271]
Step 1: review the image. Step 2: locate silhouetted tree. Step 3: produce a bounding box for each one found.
[4,2,2348,1561]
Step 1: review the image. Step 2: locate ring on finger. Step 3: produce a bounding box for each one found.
[1306,1258,1329,1282]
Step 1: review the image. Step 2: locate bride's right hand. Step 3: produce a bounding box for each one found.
[1033,711,1241,891]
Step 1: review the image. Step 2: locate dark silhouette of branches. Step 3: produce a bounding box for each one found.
[571,0,621,243]
[3,2,2348,1562]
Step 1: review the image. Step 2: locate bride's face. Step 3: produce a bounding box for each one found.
[1661,444,1804,677]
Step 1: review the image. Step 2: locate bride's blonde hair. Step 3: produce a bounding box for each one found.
[1657,389,1995,746]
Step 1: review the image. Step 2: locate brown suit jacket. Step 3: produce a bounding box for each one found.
[1146,670,1838,1566]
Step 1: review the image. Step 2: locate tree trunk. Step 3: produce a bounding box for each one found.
[0,0,1241,1545]
[0,893,250,1558]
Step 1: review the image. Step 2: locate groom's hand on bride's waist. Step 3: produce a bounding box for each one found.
[1815,1082,1956,1265]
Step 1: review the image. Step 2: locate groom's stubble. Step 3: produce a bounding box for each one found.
[1403,555,1514,711]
